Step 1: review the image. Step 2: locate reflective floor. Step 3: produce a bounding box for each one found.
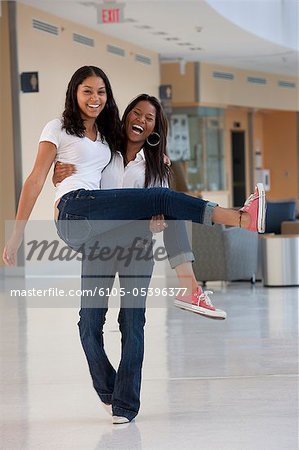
[0,274,298,450]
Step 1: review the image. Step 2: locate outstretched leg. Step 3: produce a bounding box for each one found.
[57,184,265,250]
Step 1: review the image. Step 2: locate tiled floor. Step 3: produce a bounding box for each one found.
[0,274,298,450]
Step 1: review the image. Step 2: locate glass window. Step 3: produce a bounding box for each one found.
[170,107,226,191]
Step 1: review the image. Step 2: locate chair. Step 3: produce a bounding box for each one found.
[265,200,296,234]
[191,223,258,284]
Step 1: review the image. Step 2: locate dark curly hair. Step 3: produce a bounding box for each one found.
[62,66,121,155]
[121,94,170,187]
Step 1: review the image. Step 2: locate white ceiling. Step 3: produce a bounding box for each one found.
[20,0,299,76]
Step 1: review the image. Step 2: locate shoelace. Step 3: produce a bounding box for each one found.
[243,189,260,209]
[244,194,254,206]
[194,290,214,307]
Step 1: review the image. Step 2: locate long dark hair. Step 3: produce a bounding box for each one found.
[62,66,121,154]
[121,94,170,187]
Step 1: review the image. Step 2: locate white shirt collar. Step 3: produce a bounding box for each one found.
[136,148,145,161]
[116,148,145,162]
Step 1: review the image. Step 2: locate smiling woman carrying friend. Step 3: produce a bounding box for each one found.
[53,93,229,424]
[3,66,266,423]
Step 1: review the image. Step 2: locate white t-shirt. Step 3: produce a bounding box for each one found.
[101,149,168,189]
[39,118,111,202]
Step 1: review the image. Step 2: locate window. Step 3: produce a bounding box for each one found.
[170,107,226,191]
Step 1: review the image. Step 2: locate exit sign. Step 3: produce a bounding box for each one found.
[97,2,125,24]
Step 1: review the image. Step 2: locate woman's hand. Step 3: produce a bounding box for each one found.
[2,233,23,266]
[149,215,168,234]
[52,161,76,186]
[163,154,171,166]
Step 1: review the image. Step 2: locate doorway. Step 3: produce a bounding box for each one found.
[231,131,246,207]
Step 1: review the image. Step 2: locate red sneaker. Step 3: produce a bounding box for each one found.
[174,288,227,320]
[240,183,266,233]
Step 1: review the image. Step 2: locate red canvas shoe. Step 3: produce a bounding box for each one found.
[240,183,266,233]
[174,288,227,320]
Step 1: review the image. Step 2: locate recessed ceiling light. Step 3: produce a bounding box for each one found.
[164,37,180,41]
[125,18,137,23]
[177,42,192,46]
[152,31,168,35]
[190,47,202,51]
[135,25,152,29]
[195,26,203,32]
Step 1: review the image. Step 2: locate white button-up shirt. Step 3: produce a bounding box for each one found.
[100,149,168,189]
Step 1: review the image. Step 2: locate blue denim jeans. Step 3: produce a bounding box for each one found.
[78,232,154,421]
[56,187,216,252]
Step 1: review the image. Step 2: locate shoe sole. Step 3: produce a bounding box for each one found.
[174,299,226,320]
[256,183,266,233]
[112,416,130,424]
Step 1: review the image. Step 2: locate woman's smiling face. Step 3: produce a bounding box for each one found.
[76,75,107,120]
[125,100,157,144]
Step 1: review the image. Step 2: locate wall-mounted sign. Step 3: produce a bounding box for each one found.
[159,84,172,100]
[168,115,191,161]
[20,72,39,93]
[97,2,125,24]
[159,84,172,115]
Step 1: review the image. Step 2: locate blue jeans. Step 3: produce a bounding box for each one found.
[56,187,216,251]
[78,232,154,421]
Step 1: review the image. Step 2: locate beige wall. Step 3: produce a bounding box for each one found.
[161,61,299,111]
[0,2,16,269]
[262,111,298,199]
[224,109,298,200]
[200,63,299,111]
[160,62,196,106]
[16,3,160,221]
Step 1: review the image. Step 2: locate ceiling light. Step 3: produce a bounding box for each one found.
[135,25,152,29]
[152,31,168,35]
[180,60,186,75]
[164,37,179,41]
[177,42,192,46]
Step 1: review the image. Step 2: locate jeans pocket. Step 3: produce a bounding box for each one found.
[58,213,92,248]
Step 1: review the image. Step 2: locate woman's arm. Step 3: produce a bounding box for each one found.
[3,141,57,266]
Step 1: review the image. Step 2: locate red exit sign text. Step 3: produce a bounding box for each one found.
[102,8,120,24]
[97,3,125,24]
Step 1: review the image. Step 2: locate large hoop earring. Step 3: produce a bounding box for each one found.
[146,132,160,147]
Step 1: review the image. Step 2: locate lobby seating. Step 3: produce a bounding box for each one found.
[192,224,258,284]
[265,200,297,234]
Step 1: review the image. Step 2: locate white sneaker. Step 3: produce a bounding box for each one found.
[112,415,130,424]
[101,402,112,415]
